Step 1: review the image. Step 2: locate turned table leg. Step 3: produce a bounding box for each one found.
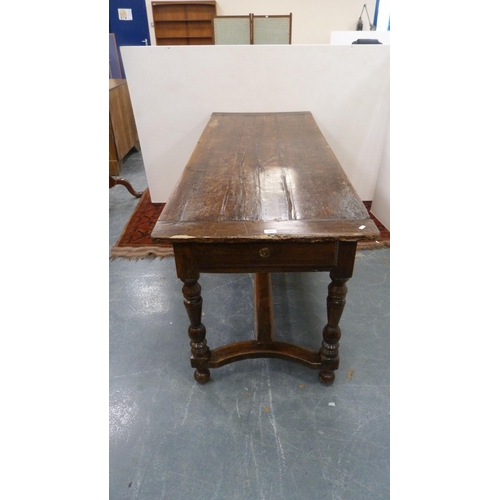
[181,275,211,383]
[319,274,349,385]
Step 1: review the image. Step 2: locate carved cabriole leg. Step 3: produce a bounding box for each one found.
[109,175,144,198]
[319,274,349,385]
[181,275,211,384]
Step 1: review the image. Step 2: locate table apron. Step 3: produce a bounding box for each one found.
[173,240,357,277]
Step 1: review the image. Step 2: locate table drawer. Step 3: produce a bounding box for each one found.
[192,241,341,272]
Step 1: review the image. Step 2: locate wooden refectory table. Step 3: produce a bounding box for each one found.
[152,112,380,385]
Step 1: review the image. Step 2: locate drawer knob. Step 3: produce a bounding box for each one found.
[259,247,271,258]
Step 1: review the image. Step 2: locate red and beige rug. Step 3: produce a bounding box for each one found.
[111,189,389,259]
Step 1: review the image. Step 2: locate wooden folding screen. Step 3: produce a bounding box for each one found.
[252,14,292,44]
[213,13,292,45]
[213,16,251,44]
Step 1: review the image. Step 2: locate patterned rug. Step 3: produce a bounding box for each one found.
[111,189,389,259]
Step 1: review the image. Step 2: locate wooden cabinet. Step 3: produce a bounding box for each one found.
[109,79,140,176]
[152,1,216,45]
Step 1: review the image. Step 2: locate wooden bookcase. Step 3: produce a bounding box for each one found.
[109,79,140,176]
[152,1,217,45]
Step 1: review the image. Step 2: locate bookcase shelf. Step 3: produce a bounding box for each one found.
[152,1,217,45]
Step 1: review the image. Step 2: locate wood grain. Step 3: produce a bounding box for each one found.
[152,112,379,243]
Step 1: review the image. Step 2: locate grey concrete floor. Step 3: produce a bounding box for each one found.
[109,151,390,500]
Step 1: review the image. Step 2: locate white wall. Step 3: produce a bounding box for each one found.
[145,0,378,45]
[121,44,389,205]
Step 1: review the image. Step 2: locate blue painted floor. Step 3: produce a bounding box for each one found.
[109,151,390,500]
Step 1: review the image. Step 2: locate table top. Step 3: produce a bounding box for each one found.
[152,112,379,243]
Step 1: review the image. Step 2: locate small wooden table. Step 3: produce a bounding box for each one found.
[152,112,379,385]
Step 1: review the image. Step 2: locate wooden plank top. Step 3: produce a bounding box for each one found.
[152,112,380,243]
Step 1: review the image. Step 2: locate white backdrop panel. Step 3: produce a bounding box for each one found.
[121,45,389,203]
